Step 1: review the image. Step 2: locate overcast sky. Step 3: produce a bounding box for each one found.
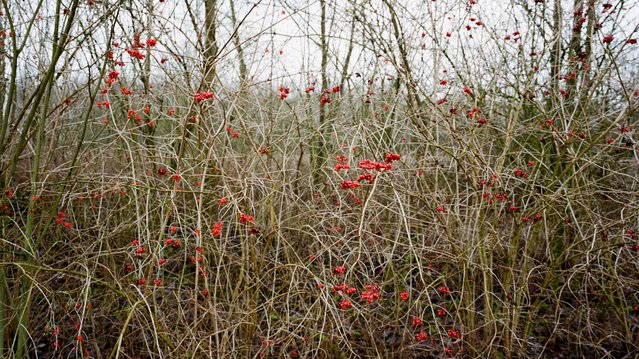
[4,0,639,98]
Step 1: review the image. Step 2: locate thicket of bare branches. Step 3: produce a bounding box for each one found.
[1,0,638,358]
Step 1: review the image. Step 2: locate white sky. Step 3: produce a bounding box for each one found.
[3,0,639,98]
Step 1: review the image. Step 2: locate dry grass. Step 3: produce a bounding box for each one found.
[1,1,639,358]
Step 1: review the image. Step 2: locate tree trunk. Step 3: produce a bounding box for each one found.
[566,0,583,104]
[204,0,218,87]
[549,0,563,107]
[229,0,247,87]
[578,0,596,111]
[312,0,329,189]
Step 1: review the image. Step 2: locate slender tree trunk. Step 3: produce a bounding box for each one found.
[141,0,152,92]
[204,0,218,87]
[143,0,156,166]
[566,0,583,104]
[229,0,247,87]
[0,0,21,180]
[0,17,5,121]
[312,0,329,189]
[0,9,5,185]
[14,0,81,355]
[578,0,596,111]
[549,0,563,108]
[339,12,355,92]
[0,11,5,343]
